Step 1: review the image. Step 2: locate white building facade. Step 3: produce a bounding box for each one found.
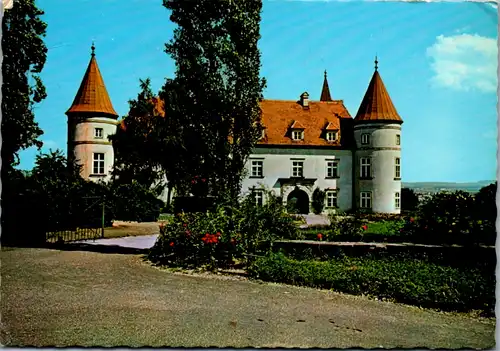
[67,48,403,214]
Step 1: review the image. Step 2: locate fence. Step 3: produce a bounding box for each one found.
[45,196,105,243]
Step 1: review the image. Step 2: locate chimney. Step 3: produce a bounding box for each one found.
[300,92,309,109]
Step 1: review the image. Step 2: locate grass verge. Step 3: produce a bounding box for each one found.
[247,251,495,316]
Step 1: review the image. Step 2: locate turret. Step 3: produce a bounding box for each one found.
[353,57,403,214]
[65,43,119,182]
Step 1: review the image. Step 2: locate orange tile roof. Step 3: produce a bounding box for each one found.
[66,44,118,118]
[354,60,402,123]
[320,70,333,102]
[258,100,352,147]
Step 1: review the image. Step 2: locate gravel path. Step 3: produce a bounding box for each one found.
[1,247,495,348]
[75,234,159,250]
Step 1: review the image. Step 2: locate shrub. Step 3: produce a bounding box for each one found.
[248,252,495,315]
[148,188,299,269]
[327,211,365,239]
[401,188,419,211]
[311,188,326,214]
[107,181,164,222]
[403,191,495,246]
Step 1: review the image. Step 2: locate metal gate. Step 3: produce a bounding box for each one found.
[45,196,105,243]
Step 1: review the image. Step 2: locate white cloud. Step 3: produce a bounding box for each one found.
[426,34,498,93]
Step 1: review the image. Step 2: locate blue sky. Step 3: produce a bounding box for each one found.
[18,0,498,183]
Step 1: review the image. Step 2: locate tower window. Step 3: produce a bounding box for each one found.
[250,160,264,178]
[396,134,401,145]
[361,133,370,145]
[292,161,304,178]
[291,130,304,140]
[395,158,401,179]
[326,131,338,142]
[360,192,372,209]
[94,128,103,139]
[93,153,105,175]
[360,157,371,178]
[326,160,339,178]
[325,190,338,208]
[395,192,401,209]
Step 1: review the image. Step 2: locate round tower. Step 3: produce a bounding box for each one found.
[353,57,403,214]
[65,44,119,182]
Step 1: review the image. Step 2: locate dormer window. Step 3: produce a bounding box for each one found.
[291,130,304,140]
[326,131,338,142]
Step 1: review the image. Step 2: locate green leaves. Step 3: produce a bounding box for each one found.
[2,0,48,168]
[159,0,266,201]
[248,252,495,315]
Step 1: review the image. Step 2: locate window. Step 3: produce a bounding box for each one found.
[250,160,263,178]
[395,192,401,209]
[93,153,105,175]
[395,158,401,179]
[291,130,304,140]
[361,133,370,145]
[360,192,372,209]
[326,131,337,142]
[94,128,103,139]
[325,190,337,208]
[253,190,264,207]
[326,160,339,178]
[360,157,371,178]
[396,134,401,146]
[261,129,266,140]
[292,161,304,178]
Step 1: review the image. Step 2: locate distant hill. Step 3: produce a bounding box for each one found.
[402,180,496,194]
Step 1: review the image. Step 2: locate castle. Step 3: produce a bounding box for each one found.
[66,45,403,214]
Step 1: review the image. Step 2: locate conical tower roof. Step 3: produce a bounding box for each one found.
[320,70,332,102]
[354,58,402,124]
[66,44,118,118]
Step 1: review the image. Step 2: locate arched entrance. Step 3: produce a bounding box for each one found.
[287,188,309,214]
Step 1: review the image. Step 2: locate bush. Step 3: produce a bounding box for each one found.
[401,188,419,211]
[327,211,365,240]
[403,190,495,246]
[248,251,495,315]
[311,188,325,214]
[148,188,299,269]
[107,181,164,222]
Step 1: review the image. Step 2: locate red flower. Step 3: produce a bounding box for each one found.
[191,180,196,184]
[201,178,206,183]
[183,223,187,227]
[317,233,323,240]
[169,242,175,247]
[230,238,236,245]
[216,232,221,237]
[410,217,415,223]
[185,230,191,236]
[202,233,218,244]
[362,225,368,231]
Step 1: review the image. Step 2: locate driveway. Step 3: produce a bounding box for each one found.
[1,247,494,348]
[75,234,159,250]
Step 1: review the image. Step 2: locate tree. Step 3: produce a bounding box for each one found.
[110,78,166,190]
[2,0,48,170]
[401,188,419,211]
[311,188,326,214]
[160,0,266,203]
[474,182,497,222]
